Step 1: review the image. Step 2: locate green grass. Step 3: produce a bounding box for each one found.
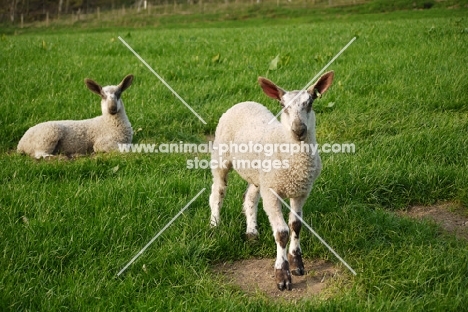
[1,4,468,311]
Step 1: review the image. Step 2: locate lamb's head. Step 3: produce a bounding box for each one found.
[85,74,134,116]
[259,71,334,141]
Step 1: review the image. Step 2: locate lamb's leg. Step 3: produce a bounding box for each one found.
[34,151,55,159]
[261,189,291,291]
[288,196,307,276]
[209,166,230,227]
[21,124,61,159]
[243,183,260,240]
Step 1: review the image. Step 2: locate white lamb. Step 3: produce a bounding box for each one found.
[209,71,334,291]
[17,74,134,159]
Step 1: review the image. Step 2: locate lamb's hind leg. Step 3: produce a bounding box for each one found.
[243,184,260,240]
[34,151,55,159]
[209,165,230,227]
[261,188,291,291]
[288,196,307,276]
[31,124,62,159]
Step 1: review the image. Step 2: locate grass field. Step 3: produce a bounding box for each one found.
[1,3,468,311]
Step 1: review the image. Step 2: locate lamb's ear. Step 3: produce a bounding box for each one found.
[307,71,334,99]
[85,79,103,97]
[258,77,285,101]
[119,74,134,93]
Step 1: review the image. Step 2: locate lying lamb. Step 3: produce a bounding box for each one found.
[17,74,134,159]
[209,71,334,290]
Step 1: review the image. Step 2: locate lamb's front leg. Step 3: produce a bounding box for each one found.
[288,196,307,276]
[261,189,291,291]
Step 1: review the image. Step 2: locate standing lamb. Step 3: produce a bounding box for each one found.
[209,71,334,291]
[17,74,134,159]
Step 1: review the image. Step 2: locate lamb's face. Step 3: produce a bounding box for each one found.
[258,72,333,142]
[280,90,316,141]
[85,74,133,117]
[101,85,123,115]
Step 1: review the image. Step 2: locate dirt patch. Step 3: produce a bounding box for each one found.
[398,202,468,240]
[212,258,346,301]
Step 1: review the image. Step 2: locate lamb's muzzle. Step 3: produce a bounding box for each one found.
[292,120,307,141]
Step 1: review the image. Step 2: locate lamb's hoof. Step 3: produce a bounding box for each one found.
[291,267,305,276]
[243,232,259,241]
[277,280,292,291]
[210,218,219,228]
[288,251,305,276]
[275,262,292,291]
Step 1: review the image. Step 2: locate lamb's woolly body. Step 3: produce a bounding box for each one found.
[17,75,133,159]
[213,101,321,198]
[209,71,334,291]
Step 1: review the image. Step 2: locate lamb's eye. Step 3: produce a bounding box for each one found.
[306,99,313,112]
[280,100,289,113]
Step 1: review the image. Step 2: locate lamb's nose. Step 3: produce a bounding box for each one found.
[293,123,307,140]
[109,105,118,114]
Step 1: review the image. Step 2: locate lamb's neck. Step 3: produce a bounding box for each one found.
[286,130,318,145]
[104,106,130,126]
[305,132,318,145]
[283,131,319,160]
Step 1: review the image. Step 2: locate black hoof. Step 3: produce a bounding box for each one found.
[291,267,305,276]
[277,281,292,291]
[275,262,292,291]
[288,251,305,276]
[243,232,259,241]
